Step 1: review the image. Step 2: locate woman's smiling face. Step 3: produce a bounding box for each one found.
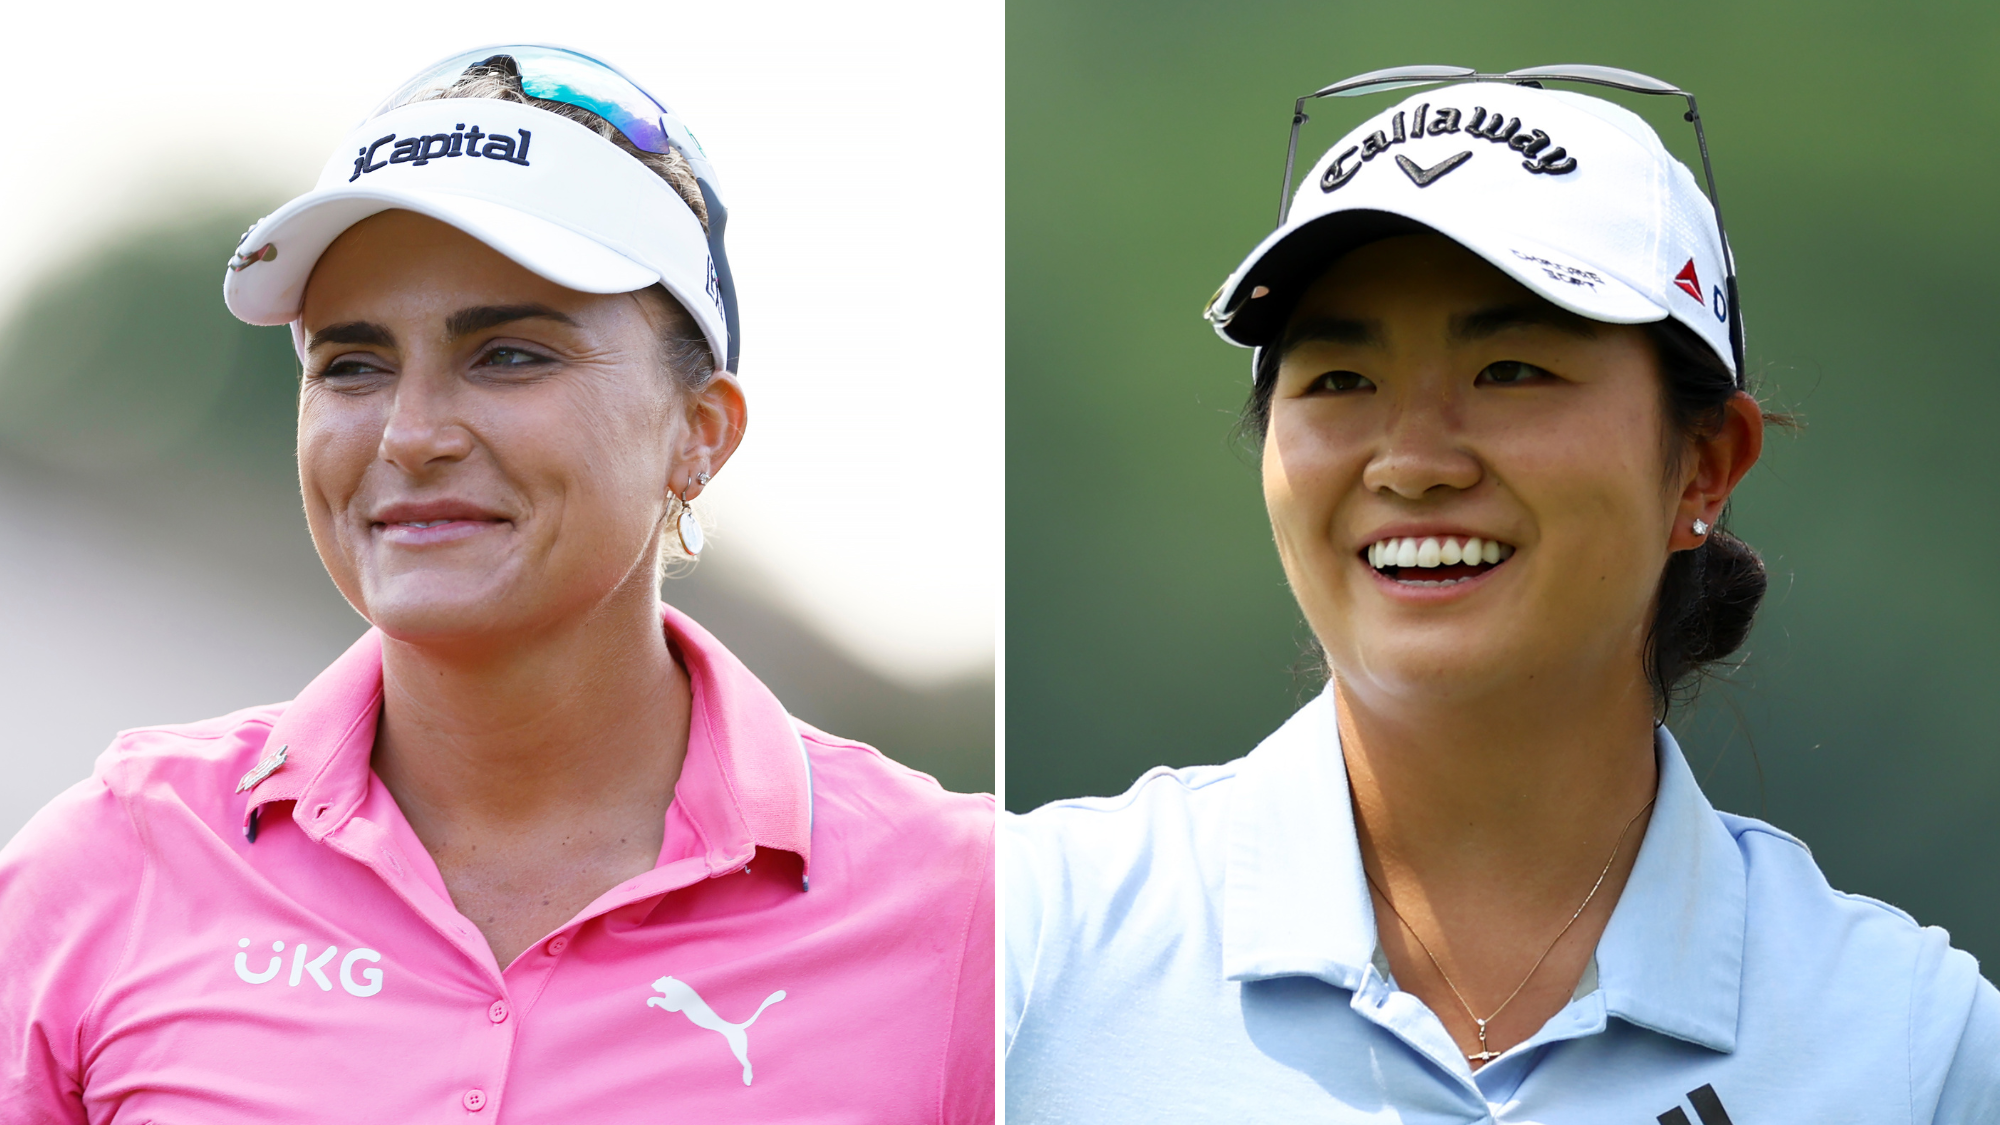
[297,209,741,645]
[1264,233,1688,708]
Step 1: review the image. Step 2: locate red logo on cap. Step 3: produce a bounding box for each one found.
[1672,259,1703,303]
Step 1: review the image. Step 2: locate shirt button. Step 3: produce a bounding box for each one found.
[462,1089,487,1112]
[546,935,568,956]
[488,1000,508,1023]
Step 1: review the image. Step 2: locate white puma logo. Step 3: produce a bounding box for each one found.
[646,975,786,1085]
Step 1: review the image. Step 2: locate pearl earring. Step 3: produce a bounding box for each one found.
[1691,517,1710,537]
[677,471,712,556]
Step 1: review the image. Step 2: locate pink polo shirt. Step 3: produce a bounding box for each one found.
[0,604,994,1123]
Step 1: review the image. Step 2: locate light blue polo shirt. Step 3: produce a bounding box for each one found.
[1003,691,2000,1123]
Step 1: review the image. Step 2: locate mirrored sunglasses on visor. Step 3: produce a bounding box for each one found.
[1273,64,1742,380]
[375,44,740,373]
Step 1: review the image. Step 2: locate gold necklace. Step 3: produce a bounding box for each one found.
[1364,796,1655,1065]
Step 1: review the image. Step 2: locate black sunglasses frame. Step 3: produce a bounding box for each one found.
[1275,64,1742,380]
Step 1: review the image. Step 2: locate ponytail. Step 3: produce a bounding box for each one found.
[1641,317,1780,711]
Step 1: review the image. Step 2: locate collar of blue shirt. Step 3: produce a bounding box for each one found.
[1218,690,1746,1055]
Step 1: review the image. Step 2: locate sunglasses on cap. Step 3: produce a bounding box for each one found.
[374,44,741,373]
[1275,64,1742,378]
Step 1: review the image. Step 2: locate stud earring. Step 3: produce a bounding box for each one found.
[677,471,711,556]
[1691,517,1710,537]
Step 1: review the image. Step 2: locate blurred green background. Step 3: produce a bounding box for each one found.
[0,206,991,844]
[1007,0,2000,965]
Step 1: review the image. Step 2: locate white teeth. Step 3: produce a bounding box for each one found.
[1364,535,1516,573]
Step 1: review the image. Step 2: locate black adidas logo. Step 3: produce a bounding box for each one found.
[1658,1083,1733,1125]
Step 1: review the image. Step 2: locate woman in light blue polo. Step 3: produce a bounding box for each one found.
[1003,67,2000,1122]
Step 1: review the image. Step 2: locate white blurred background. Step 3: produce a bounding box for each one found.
[0,0,1002,838]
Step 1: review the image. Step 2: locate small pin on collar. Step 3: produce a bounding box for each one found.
[236,744,289,793]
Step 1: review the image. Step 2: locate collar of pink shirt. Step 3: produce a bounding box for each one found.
[239,601,812,892]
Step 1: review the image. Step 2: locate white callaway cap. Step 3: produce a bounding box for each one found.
[223,96,726,369]
[1206,82,1736,375]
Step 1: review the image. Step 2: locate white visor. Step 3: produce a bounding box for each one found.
[1207,83,1736,377]
[224,98,726,370]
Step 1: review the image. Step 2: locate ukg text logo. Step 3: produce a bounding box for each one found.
[235,937,383,997]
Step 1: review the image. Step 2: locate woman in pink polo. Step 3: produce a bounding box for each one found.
[0,47,992,1123]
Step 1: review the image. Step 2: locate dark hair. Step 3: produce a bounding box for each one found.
[1241,314,1768,713]
[1642,317,1767,712]
[416,63,718,391]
